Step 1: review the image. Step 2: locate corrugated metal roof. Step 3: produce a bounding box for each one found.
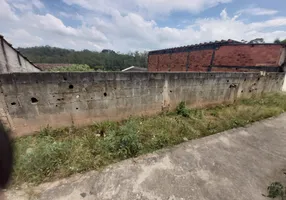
[149,39,242,55]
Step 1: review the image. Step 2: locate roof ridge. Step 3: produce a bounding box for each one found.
[149,39,242,53]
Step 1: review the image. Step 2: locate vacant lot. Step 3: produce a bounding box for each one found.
[12,93,286,186]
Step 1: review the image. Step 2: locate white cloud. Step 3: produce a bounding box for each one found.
[0,0,18,20]
[7,0,44,11]
[0,0,286,52]
[10,3,30,11]
[34,14,79,36]
[250,17,286,29]
[59,12,83,21]
[237,7,278,16]
[62,0,91,10]
[5,29,43,47]
[62,0,232,17]
[220,8,228,20]
[136,0,232,15]
[31,0,44,9]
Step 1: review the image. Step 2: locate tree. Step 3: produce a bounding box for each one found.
[274,39,281,44]
[101,49,115,54]
[248,38,265,44]
[274,38,286,44]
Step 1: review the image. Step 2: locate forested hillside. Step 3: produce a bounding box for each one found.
[17,46,148,71]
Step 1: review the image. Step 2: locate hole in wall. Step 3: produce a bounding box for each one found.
[249,90,252,93]
[170,90,172,93]
[11,102,16,105]
[56,105,58,107]
[227,80,229,83]
[104,92,107,97]
[69,84,74,89]
[229,84,237,89]
[63,77,67,81]
[244,78,247,82]
[257,77,260,81]
[76,108,79,110]
[31,97,38,104]
[53,95,55,97]
[241,90,244,93]
[35,80,39,84]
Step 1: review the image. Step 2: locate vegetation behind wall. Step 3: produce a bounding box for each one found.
[18,46,148,71]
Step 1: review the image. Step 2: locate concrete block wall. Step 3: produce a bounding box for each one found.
[0,72,284,137]
[148,44,285,72]
[283,74,286,92]
[0,36,41,73]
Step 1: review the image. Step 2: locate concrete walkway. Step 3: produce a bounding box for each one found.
[7,114,286,200]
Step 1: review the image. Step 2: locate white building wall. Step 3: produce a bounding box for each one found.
[0,37,40,73]
[0,40,8,73]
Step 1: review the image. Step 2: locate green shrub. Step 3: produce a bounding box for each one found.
[265,182,285,199]
[48,64,95,72]
[13,136,72,183]
[97,120,142,159]
[175,102,203,119]
[147,131,171,149]
[176,102,191,117]
[90,121,118,137]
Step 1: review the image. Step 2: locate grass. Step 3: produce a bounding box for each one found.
[12,93,286,186]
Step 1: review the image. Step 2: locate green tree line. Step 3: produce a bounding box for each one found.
[274,38,286,44]
[18,46,148,71]
[247,38,286,44]
[47,64,96,72]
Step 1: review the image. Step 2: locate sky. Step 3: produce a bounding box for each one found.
[0,0,286,52]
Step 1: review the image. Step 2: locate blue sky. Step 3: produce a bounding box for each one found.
[0,0,285,52]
